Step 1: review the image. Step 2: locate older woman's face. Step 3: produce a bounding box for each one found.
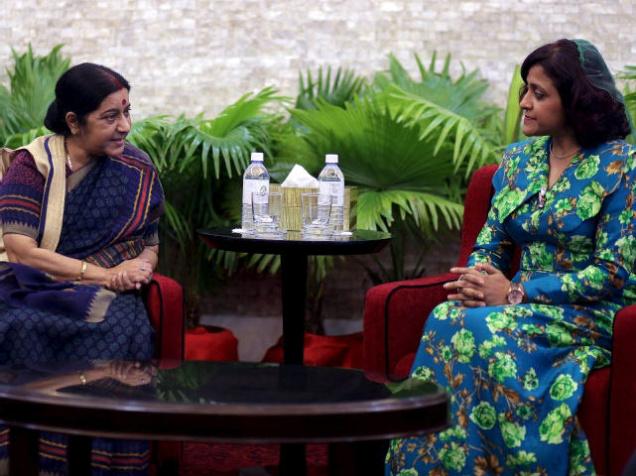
[520,65,568,138]
[76,88,131,158]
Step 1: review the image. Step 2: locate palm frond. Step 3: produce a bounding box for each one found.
[291,96,465,235]
[2,126,50,148]
[0,45,69,143]
[296,66,366,110]
[375,53,499,122]
[372,53,499,174]
[179,87,284,179]
[384,85,498,172]
[267,116,323,182]
[620,66,636,143]
[356,190,463,233]
[127,91,284,296]
[502,65,524,146]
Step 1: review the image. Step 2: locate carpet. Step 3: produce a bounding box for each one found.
[180,442,328,476]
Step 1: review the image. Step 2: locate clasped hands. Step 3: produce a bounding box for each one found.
[97,360,156,387]
[443,262,510,307]
[107,257,153,292]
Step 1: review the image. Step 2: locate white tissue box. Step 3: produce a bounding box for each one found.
[270,184,356,231]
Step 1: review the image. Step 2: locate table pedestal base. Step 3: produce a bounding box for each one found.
[281,253,307,365]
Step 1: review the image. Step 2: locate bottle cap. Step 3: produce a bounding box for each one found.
[251,152,264,162]
[325,154,338,164]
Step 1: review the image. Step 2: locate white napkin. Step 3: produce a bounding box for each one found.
[281,164,319,188]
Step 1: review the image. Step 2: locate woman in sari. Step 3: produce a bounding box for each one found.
[0,63,163,475]
[386,40,635,475]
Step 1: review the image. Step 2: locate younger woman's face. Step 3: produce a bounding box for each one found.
[73,88,132,158]
[519,65,568,138]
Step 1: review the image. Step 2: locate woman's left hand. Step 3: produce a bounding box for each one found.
[108,258,153,292]
[106,361,155,386]
[446,263,511,306]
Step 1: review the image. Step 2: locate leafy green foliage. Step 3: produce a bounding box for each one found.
[126,89,284,302]
[296,66,366,110]
[375,53,500,174]
[502,65,525,146]
[0,45,69,144]
[290,96,465,281]
[620,65,636,144]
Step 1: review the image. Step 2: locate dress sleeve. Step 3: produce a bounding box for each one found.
[0,150,44,240]
[523,158,636,304]
[467,163,515,275]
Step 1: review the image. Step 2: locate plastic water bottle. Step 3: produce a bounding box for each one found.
[241,152,269,232]
[318,153,345,232]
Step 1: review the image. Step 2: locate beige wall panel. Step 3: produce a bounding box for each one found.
[2,0,634,117]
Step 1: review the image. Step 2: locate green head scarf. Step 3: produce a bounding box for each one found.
[573,39,632,131]
[572,39,624,105]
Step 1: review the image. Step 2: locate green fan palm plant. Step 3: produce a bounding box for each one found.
[0,45,69,145]
[296,66,366,111]
[375,53,500,175]
[291,97,464,282]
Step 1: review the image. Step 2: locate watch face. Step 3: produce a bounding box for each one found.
[507,286,524,305]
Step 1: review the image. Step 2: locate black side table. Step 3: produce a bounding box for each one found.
[198,228,391,365]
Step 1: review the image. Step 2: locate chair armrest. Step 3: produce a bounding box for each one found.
[362,272,455,382]
[144,273,185,361]
[609,304,636,475]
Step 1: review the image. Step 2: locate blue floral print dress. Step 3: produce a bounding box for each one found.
[386,137,636,476]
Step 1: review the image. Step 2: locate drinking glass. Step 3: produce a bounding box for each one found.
[252,191,284,236]
[301,192,331,236]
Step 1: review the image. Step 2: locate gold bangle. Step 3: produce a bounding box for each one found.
[78,260,88,281]
[79,372,87,385]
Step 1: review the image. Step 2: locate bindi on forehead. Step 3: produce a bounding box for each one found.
[122,98,127,106]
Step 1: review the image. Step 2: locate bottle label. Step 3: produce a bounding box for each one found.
[319,182,344,206]
[243,180,269,204]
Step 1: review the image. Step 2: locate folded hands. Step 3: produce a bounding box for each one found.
[443,262,511,307]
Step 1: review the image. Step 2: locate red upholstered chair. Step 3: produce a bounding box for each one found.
[362,164,636,476]
[145,273,185,360]
[144,273,185,471]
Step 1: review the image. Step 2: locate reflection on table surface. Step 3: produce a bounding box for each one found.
[0,360,440,407]
[239,230,355,241]
[211,228,390,243]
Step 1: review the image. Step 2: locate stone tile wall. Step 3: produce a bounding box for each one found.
[2,0,635,118]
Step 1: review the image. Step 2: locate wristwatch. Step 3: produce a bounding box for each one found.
[507,282,525,305]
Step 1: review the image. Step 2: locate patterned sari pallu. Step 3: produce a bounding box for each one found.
[0,134,164,475]
[386,137,636,476]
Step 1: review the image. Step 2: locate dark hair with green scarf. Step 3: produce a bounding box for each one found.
[520,39,630,148]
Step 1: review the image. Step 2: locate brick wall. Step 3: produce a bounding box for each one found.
[2,1,634,118]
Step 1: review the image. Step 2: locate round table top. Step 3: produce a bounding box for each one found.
[0,360,448,443]
[198,227,391,256]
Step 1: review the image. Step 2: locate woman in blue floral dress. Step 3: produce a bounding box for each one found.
[386,40,635,475]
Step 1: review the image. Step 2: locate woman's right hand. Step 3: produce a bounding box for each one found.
[107,258,153,292]
[443,266,487,307]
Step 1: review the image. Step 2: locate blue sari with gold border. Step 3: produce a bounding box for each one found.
[0,138,164,475]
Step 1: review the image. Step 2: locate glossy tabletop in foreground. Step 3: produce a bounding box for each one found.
[0,360,447,442]
[1,360,448,476]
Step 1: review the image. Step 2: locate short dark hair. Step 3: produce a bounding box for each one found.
[44,63,130,136]
[520,39,630,148]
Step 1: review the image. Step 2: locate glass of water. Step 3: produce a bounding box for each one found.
[301,192,331,236]
[252,191,284,236]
